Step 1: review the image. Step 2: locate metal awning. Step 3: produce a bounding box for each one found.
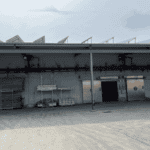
[0,43,150,53]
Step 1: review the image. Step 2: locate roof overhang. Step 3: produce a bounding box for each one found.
[0,43,150,53]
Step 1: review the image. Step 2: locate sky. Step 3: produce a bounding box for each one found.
[0,0,150,43]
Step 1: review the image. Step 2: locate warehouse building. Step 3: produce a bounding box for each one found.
[0,35,150,110]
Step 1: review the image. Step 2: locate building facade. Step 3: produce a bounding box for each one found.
[0,52,149,109]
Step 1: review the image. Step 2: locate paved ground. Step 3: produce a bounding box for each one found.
[1,101,150,149]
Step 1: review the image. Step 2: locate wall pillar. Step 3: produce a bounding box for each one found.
[118,76,127,102]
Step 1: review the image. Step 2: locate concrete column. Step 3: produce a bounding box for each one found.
[125,77,128,102]
[27,73,30,107]
[41,73,43,103]
[90,53,94,109]
[0,78,2,109]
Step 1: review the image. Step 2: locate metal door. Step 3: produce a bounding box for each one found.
[82,80,102,104]
[127,79,145,101]
[83,80,92,104]
[94,81,102,103]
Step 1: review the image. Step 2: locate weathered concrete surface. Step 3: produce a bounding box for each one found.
[0,101,150,149]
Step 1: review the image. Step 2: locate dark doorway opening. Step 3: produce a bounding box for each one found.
[101,81,118,102]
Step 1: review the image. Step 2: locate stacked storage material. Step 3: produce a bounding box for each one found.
[59,98,75,106]
[12,93,23,108]
[0,77,25,109]
[48,102,56,107]
[36,98,58,108]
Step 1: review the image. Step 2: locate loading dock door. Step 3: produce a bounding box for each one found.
[101,81,118,102]
[127,79,145,101]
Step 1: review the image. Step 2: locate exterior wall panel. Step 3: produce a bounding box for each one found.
[0,78,2,109]
[24,71,150,107]
[24,72,83,107]
[29,53,119,68]
[144,76,150,100]
[0,53,149,71]
[93,54,118,66]
[117,78,127,102]
[0,53,150,107]
[132,54,150,66]
[37,53,76,68]
[0,54,25,68]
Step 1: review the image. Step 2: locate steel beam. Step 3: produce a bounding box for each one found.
[0,49,150,53]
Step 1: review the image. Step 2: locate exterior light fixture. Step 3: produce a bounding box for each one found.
[24,56,27,60]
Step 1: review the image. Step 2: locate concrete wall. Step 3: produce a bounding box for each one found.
[0,53,149,68]
[0,54,25,68]
[23,72,83,107]
[82,78,127,103]
[24,70,150,107]
[29,53,118,68]
[34,53,150,68]
[131,54,150,66]
[144,76,150,100]
[117,78,127,102]
[0,53,150,107]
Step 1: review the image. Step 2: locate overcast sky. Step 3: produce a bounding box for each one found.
[0,0,150,43]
